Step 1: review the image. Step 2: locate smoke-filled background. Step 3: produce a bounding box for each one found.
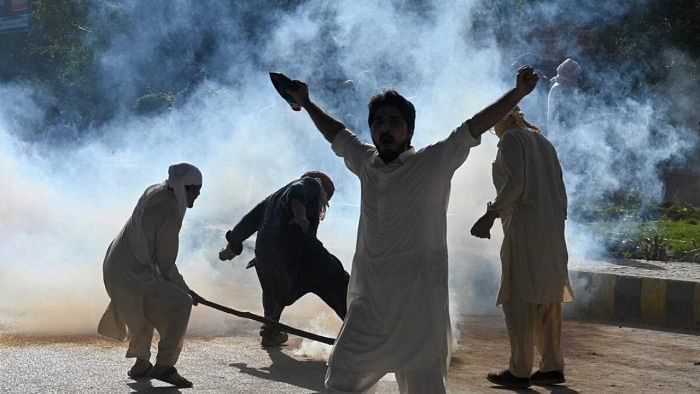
[0,0,698,340]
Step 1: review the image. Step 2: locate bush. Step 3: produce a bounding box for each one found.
[637,233,668,261]
[662,201,698,222]
[601,224,670,261]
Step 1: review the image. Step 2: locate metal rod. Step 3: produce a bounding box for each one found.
[196,297,336,345]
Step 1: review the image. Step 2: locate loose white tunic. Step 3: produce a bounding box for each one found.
[328,124,480,374]
[98,186,189,340]
[490,127,573,306]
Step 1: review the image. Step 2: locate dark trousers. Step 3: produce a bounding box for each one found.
[256,240,349,336]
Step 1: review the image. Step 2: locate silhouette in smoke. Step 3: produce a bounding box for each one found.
[545,58,593,215]
[546,58,583,138]
[471,107,572,389]
[283,66,539,393]
[219,171,349,348]
[98,163,203,389]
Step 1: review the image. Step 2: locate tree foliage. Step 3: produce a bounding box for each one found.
[0,0,697,130]
[0,0,103,125]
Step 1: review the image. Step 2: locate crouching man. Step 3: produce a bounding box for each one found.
[219,171,349,347]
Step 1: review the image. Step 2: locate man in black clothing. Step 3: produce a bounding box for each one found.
[219,171,349,347]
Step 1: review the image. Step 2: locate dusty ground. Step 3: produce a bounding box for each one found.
[450,316,699,393]
[1,316,698,393]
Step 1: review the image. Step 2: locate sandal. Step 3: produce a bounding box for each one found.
[150,366,193,388]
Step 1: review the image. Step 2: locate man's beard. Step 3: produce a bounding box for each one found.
[375,132,410,164]
[378,148,402,163]
[377,142,410,163]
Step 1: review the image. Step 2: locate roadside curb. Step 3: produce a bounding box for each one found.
[565,270,700,332]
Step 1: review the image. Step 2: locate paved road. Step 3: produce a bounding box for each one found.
[1,316,698,393]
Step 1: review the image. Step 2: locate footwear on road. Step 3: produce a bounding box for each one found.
[487,370,531,389]
[530,370,566,385]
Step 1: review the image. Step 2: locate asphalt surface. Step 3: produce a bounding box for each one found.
[1,316,698,393]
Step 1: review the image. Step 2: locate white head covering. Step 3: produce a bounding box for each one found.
[551,58,582,86]
[166,162,203,219]
[127,162,202,270]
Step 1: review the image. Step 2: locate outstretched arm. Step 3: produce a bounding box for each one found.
[466,66,539,138]
[286,82,346,143]
[219,198,267,261]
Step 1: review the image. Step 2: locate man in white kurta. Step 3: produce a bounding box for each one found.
[546,58,582,138]
[471,108,573,388]
[284,67,539,393]
[327,119,479,392]
[98,162,203,388]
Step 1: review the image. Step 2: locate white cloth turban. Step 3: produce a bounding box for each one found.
[551,58,582,85]
[166,162,203,219]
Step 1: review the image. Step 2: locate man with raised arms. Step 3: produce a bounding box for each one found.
[284,67,538,393]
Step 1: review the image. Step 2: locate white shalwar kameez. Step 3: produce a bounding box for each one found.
[490,127,573,378]
[325,124,480,393]
[98,163,201,366]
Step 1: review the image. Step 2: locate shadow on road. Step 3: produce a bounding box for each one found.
[490,384,579,393]
[229,346,326,392]
[127,378,183,393]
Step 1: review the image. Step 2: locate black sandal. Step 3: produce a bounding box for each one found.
[150,366,193,388]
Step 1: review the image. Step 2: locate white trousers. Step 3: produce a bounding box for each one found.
[324,358,446,394]
[126,281,192,366]
[502,297,564,378]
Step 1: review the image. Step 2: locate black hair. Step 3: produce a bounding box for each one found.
[367,90,416,133]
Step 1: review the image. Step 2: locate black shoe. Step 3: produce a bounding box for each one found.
[260,331,288,347]
[530,370,565,385]
[149,366,193,388]
[128,362,153,379]
[487,370,531,388]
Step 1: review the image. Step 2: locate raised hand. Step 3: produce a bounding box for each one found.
[515,66,538,97]
[285,81,309,110]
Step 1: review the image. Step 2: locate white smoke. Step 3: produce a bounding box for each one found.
[0,0,694,340]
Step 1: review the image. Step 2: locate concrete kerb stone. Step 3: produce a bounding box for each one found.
[564,260,700,332]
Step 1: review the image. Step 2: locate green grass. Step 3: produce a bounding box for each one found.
[581,216,700,262]
[657,219,700,255]
[576,201,700,262]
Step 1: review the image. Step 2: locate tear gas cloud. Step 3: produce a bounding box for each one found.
[0,0,695,336]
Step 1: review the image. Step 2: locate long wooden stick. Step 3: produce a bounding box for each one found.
[196,297,336,345]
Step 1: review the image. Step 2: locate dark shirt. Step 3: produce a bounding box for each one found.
[226,177,323,254]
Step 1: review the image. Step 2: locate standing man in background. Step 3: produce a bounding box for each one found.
[283,66,538,393]
[546,58,582,138]
[471,107,573,389]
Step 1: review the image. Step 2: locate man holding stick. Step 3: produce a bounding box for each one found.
[98,162,204,388]
[283,66,538,393]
